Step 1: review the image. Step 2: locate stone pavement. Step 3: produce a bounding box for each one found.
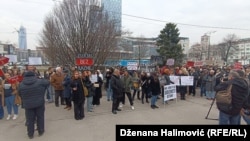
[0,93,223,141]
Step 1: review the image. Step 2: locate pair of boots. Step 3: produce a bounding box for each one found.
[142,99,149,104]
[64,106,71,110]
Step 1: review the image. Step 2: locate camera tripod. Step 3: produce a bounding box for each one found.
[205,95,218,120]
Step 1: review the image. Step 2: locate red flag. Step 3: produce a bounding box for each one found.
[0,56,9,65]
[0,69,4,77]
[8,75,23,84]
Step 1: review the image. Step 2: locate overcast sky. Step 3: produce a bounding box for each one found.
[1,0,250,49]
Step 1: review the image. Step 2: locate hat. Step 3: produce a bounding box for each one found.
[24,71,35,77]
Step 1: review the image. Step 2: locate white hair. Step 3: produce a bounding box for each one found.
[56,67,61,71]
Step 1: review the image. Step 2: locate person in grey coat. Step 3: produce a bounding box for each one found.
[205,69,216,100]
[19,71,50,139]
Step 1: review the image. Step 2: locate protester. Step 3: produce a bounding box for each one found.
[62,70,72,110]
[120,69,134,110]
[110,68,123,114]
[18,71,49,139]
[70,71,85,120]
[2,72,19,120]
[50,67,65,107]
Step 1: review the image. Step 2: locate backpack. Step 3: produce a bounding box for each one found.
[216,84,232,104]
[215,84,232,112]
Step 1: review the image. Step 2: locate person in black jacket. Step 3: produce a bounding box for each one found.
[110,68,123,114]
[215,70,249,125]
[70,70,85,120]
[18,71,49,139]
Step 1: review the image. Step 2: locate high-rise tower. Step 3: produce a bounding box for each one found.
[101,0,122,34]
[18,25,27,50]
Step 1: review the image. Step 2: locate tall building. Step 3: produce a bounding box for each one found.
[18,25,27,50]
[101,0,122,34]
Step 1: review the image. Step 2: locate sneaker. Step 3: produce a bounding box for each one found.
[13,114,18,120]
[6,115,11,120]
[154,105,159,108]
[119,104,123,108]
[131,106,135,110]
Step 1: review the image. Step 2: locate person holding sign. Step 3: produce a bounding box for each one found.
[178,69,188,100]
[161,69,174,104]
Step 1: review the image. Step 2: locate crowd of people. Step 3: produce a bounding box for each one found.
[0,63,250,139]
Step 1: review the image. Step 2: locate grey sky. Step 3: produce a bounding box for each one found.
[0,0,250,49]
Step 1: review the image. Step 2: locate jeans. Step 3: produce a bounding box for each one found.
[46,85,54,102]
[5,95,18,115]
[242,115,250,125]
[106,87,113,101]
[206,91,215,99]
[0,96,4,119]
[151,95,158,106]
[0,105,4,119]
[219,111,241,125]
[200,84,206,96]
[87,96,93,112]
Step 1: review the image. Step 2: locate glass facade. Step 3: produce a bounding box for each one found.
[101,0,122,34]
[18,26,27,50]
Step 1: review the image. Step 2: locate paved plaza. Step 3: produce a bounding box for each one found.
[0,92,223,141]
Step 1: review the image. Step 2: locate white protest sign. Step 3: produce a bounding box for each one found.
[181,76,194,86]
[127,62,138,70]
[28,57,42,65]
[169,76,180,86]
[89,74,98,83]
[166,59,174,66]
[4,55,17,63]
[164,84,177,101]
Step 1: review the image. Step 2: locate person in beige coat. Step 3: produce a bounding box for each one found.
[50,67,65,107]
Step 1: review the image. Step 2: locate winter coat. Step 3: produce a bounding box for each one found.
[19,72,49,109]
[62,74,72,98]
[205,74,216,91]
[110,75,123,98]
[149,77,161,96]
[70,78,85,103]
[50,72,64,90]
[215,78,249,115]
[120,74,133,93]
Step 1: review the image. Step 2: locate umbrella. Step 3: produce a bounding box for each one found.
[0,56,9,66]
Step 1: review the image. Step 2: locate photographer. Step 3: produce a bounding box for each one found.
[215,70,248,125]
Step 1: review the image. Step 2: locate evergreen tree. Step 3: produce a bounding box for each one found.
[156,23,184,66]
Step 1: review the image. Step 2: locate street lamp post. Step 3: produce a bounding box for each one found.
[205,31,216,60]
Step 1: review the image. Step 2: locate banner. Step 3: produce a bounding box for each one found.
[169,76,180,86]
[181,76,194,86]
[164,84,177,101]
